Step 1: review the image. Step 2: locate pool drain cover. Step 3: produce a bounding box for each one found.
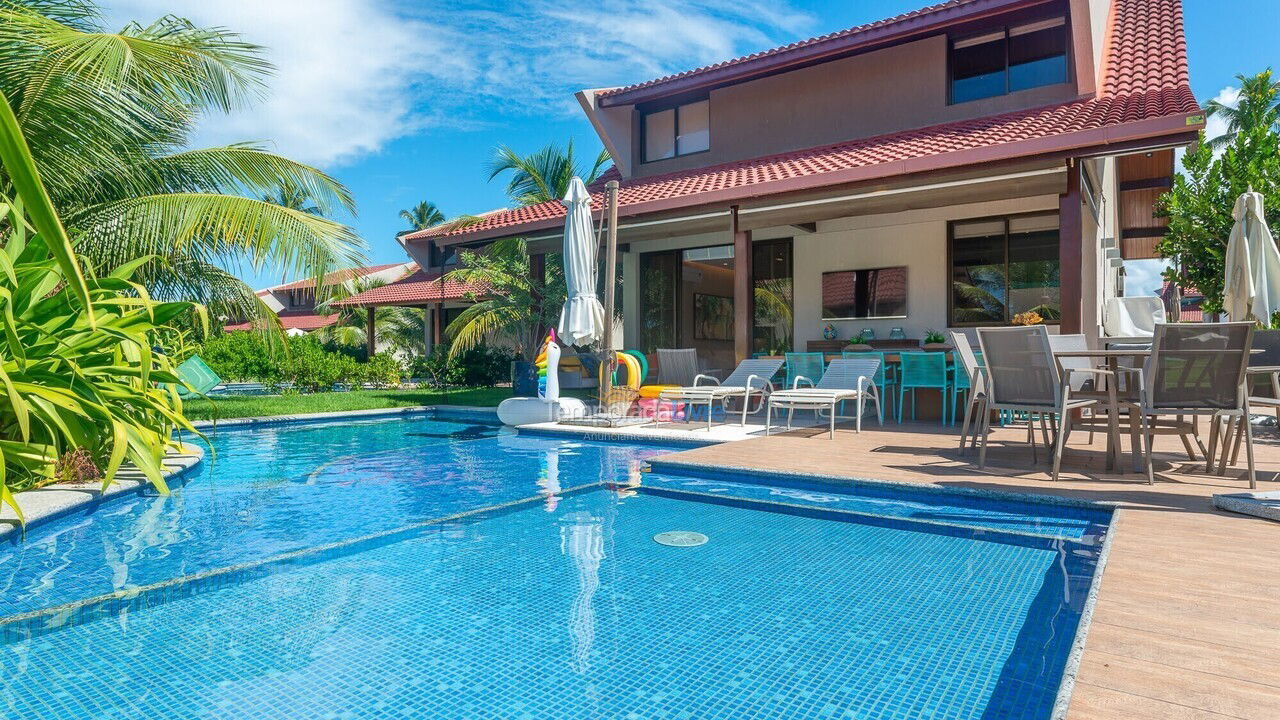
[653,531,708,547]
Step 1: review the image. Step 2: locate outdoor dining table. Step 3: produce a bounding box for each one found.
[1053,347,1264,473]
[1053,348,1150,472]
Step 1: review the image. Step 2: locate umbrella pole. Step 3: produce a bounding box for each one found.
[600,181,619,412]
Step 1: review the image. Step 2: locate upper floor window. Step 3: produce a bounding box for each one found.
[643,99,709,162]
[950,16,1068,104]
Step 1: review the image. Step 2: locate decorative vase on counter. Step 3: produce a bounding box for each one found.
[822,323,837,340]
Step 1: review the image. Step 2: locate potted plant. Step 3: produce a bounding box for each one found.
[1011,311,1045,326]
[923,329,950,351]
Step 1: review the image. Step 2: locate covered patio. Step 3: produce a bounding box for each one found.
[333,267,488,357]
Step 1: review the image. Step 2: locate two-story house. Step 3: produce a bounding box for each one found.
[349,0,1201,369]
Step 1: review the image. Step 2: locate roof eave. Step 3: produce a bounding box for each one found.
[432,108,1204,247]
[598,0,1048,108]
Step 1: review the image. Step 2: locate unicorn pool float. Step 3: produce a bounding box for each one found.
[497,329,588,426]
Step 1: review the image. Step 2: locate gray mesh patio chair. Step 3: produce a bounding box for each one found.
[659,357,784,430]
[765,358,883,438]
[1127,323,1256,487]
[1222,330,1280,469]
[976,326,1110,480]
[656,348,700,387]
[950,332,986,453]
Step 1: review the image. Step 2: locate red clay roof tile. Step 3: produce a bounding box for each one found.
[331,269,490,307]
[269,263,412,292]
[223,310,340,333]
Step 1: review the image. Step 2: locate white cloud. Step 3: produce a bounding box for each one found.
[107,0,473,167]
[1175,84,1239,169]
[102,0,814,167]
[1204,85,1240,146]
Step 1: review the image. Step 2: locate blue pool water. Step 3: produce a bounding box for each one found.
[0,412,1110,719]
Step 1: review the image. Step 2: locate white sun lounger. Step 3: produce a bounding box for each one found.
[765,358,883,438]
[659,358,783,430]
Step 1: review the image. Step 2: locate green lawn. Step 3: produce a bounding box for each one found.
[183,387,515,422]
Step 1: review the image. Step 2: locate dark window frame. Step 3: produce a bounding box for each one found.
[947,12,1072,105]
[947,211,1062,327]
[640,97,711,164]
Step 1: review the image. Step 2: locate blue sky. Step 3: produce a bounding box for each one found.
[104,0,1280,290]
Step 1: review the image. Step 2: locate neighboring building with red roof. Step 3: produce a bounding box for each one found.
[224,262,417,335]
[1158,279,1205,322]
[372,0,1201,359]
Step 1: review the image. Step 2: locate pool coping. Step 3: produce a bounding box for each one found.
[190,404,500,430]
[0,443,205,543]
[644,455,1120,513]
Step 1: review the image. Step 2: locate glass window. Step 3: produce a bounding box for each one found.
[643,99,708,162]
[1008,18,1068,92]
[753,239,793,354]
[643,108,675,162]
[949,214,1060,325]
[1008,213,1061,320]
[676,100,709,155]
[951,31,1007,103]
[950,16,1067,103]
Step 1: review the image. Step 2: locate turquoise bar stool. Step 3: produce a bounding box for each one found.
[898,351,950,424]
[842,350,896,416]
[784,352,826,389]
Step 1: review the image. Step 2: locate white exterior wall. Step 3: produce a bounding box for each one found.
[619,196,1068,351]
[789,196,1059,347]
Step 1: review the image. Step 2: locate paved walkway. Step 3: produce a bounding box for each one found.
[656,420,1280,720]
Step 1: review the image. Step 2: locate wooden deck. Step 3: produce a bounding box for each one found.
[658,418,1280,719]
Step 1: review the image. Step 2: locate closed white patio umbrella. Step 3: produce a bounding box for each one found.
[1223,191,1280,325]
[557,177,606,346]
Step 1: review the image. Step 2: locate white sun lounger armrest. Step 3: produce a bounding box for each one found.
[792,375,814,389]
[694,374,720,386]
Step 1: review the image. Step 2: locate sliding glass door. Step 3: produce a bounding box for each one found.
[639,239,794,368]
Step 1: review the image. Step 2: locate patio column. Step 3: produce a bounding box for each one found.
[1059,160,1083,334]
[732,206,753,362]
[422,307,432,353]
[366,307,376,358]
[530,252,545,341]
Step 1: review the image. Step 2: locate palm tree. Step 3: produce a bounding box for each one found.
[264,178,322,215]
[399,201,445,231]
[313,275,426,355]
[0,2,366,323]
[488,139,611,206]
[443,237,565,360]
[1206,69,1280,147]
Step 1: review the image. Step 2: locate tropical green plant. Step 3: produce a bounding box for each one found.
[263,178,322,215]
[488,140,611,206]
[1158,69,1280,314]
[312,274,427,355]
[0,89,203,513]
[408,344,513,388]
[443,237,566,360]
[0,1,366,323]
[1205,69,1280,148]
[399,201,445,231]
[200,330,284,383]
[362,352,404,388]
[279,335,360,392]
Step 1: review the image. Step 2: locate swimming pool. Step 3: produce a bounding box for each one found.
[0,411,1111,719]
